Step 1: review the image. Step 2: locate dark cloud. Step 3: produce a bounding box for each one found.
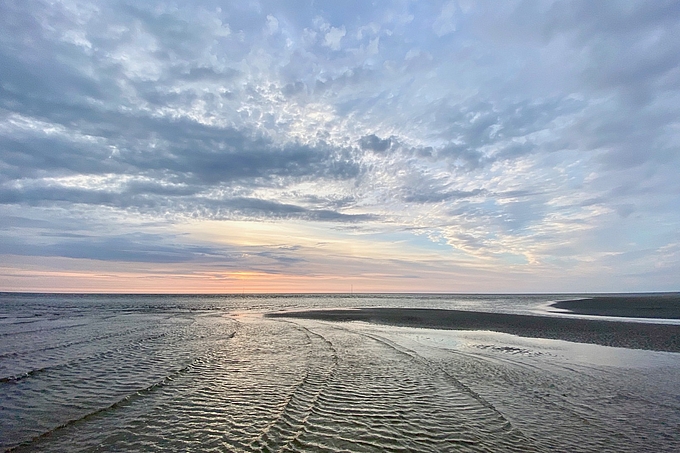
[359,134,392,153]
[0,104,363,218]
[0,186,119,207]
[282,81,307,96]
[0,232,222,263]
[301,194,356,210]
[403,189,485,204]
[0,135,127,179]
[124,181,200,197]
[1,113,325,182]
[200,197,375,223]
[0,183,373,223]
[0,215,55,229]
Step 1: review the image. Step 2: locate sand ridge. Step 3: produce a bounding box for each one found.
[268,307,680,352]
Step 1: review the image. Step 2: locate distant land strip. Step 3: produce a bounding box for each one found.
[550,294,680,319]
[267,308,680,353]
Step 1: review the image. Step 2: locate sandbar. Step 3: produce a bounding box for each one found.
[550,294,680,319]
[267,308,680,352]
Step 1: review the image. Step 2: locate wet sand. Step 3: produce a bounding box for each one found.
[551,294,680,319]
[268,308,680,352]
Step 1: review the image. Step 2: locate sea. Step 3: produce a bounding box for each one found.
[1,293,678,452]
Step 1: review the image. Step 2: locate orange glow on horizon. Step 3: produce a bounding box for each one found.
[0,266,444,294]
[224,271,274,280]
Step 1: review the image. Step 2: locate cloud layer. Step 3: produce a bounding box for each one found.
[1,0,679,292]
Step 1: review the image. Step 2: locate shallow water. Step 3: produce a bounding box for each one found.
[1,293,678,452]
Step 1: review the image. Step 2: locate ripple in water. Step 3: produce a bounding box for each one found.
[1,294,679,452]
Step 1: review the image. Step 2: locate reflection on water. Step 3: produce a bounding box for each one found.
[1,294,679,452]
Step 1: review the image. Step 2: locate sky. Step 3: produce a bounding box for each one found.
[1,0,679,293]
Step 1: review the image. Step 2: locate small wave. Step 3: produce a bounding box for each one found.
[0,322,91,338]
[250,322,339,451]
[6,356,204,452]
[262,320,539,452]
[0,331,171,384]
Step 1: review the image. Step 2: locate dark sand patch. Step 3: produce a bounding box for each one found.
[551,294,680,319]
[267,308,680,353]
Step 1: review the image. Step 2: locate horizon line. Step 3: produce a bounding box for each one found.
[1,291,678,296]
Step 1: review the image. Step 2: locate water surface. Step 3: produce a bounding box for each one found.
[1,293,678,452]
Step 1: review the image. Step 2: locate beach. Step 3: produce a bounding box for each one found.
[3,293,679,452]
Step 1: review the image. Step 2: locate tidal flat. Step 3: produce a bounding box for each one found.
[2,293,679,452]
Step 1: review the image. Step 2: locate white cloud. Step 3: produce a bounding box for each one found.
[433,1,457,36]
[266,15,279,34]
[405,48,420,60]
[324,26,346,51]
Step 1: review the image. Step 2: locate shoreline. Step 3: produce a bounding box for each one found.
[550,294,680,319]
[267,308,680,353]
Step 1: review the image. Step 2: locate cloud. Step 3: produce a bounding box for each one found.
[359,134,391,152]
[266,15,279,35]
[200,197,376,222]
[433,1,457,37]
[0,233,218,264]
[403,188,485,204]
[0,0,679,290]
[324,26,346,50]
